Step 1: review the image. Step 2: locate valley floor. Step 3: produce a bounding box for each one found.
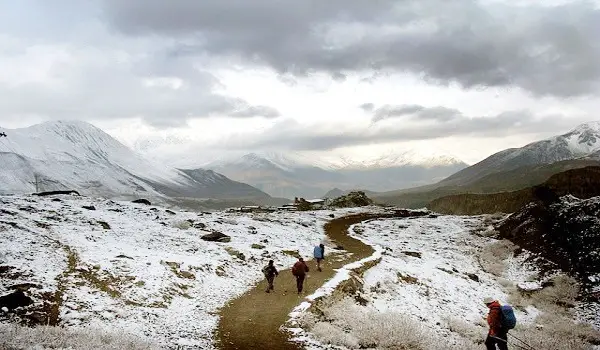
[1,195,598,349]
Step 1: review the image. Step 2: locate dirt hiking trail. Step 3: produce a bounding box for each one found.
[215,213,396,350]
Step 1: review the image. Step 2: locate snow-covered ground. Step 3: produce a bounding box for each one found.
[287,215,547,348]
[0,194,377,348]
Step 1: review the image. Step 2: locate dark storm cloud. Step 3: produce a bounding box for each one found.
[101,0,600,97]
[223,110,573,151]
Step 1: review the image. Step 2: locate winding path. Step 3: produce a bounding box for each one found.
[215,213,390,350]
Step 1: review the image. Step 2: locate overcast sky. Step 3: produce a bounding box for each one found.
[0,0,599,164]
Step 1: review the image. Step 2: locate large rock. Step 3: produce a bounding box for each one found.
[201,232,231,243]
[0,290,33,310]
[132,199,151,205]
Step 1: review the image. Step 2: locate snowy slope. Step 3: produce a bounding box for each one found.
[0,121,269,201]
[442,121,600,186]
[0,194,373,348]
[287,215,599,349]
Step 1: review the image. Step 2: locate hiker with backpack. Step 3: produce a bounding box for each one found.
[483,297,516,350]
[262,260,279,293]
[291,257,310,294]
[313,243,325,272]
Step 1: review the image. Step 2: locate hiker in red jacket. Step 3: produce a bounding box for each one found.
[484,297,508,350]
[291,257,310,294]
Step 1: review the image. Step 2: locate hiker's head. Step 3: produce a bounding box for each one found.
[483,297,495,306]
[299,257,304,261]
[319,244,324,248]
[268,260,274,265]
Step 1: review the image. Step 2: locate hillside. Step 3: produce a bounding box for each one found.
[0,121,272,205]
[429,166,600,215]
[441,122,600,187]
[374,122,600,208]
[496,195,600,290]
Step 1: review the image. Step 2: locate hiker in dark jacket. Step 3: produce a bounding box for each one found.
[262,260,279,293]
[484,297,508,350]
[313,244,325,271]
[291,257,310,294]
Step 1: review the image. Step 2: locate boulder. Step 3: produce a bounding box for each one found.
[403,251,422,258]
[201,232,231,243]
[82,205,96,211]
[193,222,207,229]
[467,273,480,282]
[132,199,151,205]
[0,290,33,310]
[98,221,111,230]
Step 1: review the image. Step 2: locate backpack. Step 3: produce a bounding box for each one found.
[500,305,517,329]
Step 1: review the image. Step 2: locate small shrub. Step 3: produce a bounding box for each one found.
[171,220,191,230]
[535,274,580,308]
[478,240,517,276]
[306,297,436,349]
[444,317,485,345]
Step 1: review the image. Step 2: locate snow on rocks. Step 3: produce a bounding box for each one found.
[0,194,371,348]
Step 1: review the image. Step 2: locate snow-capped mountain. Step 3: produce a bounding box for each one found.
[0,121,270,202]
[322,149,465,170]
[206,150,467,198]
[441,121,600,186]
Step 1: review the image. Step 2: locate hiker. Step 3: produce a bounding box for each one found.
[313,243,325,271]
[262,260,279,293]
[484,297,508,350]
[291,257,310,294]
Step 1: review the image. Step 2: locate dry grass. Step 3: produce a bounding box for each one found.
[508,274,580,312]
[0,324,159,350]
[302,298,482,350]
[478,239,517,276]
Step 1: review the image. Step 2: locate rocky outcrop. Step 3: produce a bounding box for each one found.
[496,195,600,290]
[330,191,373,208]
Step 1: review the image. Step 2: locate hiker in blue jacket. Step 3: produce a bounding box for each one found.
[313,243,325,271]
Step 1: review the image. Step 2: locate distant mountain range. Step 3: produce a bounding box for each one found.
[375,122,600,208]
[204,150,467,199]
[0,121,277,208]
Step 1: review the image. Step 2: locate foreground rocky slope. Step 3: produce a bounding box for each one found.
[496,195,600,293]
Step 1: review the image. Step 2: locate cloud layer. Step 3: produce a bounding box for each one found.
[102,0,600,97]
[218,109,574,151]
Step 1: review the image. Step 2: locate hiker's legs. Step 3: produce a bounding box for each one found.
[316,258,322,271]
[484,335,497,350]
[296,275,305,293]
[265,276,274,292]
[496,330,508,350]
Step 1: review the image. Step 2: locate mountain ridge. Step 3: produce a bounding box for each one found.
[205,150,467,198]
[374,121,600,208]
[0,120,272,205]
